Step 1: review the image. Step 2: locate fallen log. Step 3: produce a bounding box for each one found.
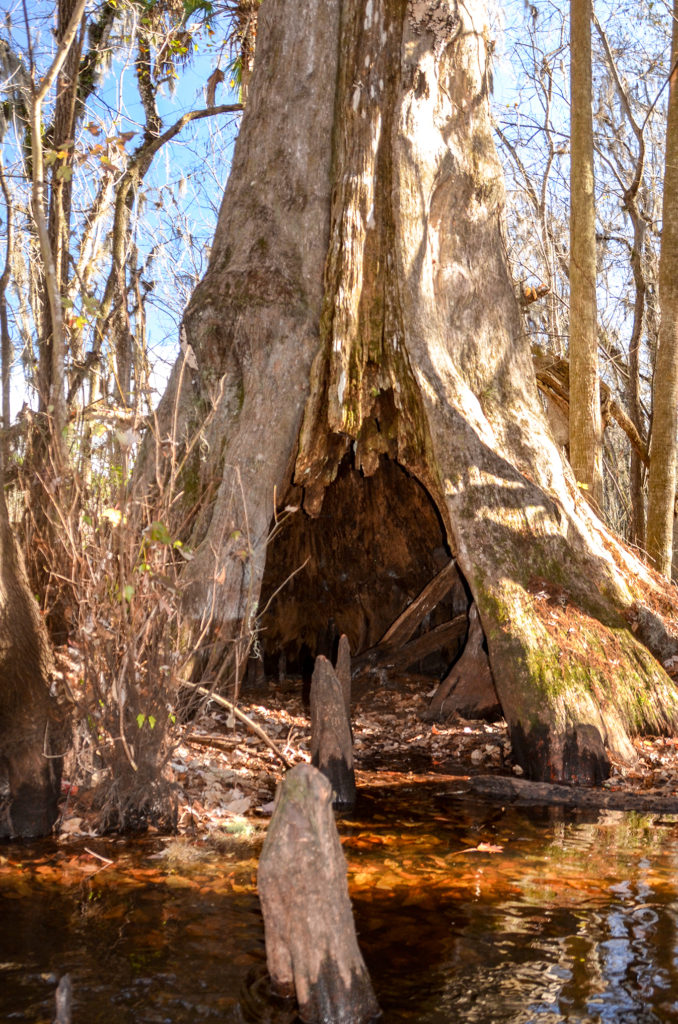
[354,616,467,675]
[311,655,355,810]
[257,764,380,1024]
[470,773,678,814]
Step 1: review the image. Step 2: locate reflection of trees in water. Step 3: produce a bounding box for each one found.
[399,814,678,1023]
[419,899,674,1022]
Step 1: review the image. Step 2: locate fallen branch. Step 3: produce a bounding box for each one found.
[355,615,468,674]
[379,559,460,648]
[84,847,114,866]
[181,681,292,769]
[532,347,650,466]
[185,732,240,753]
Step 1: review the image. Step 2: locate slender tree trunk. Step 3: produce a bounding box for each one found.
[24,0,87,638]
[144,0,678,784]
[0,157,12,467]
[647,0,678,577]
[593,13,649,547]
[627,221,647,549]
[569,0,603,509]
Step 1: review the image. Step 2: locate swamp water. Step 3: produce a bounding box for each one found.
[2,777,678,1023]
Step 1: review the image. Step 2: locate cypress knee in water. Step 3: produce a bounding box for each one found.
[53,974,72,1024]
[257,764,380,1024]
[310,651,355,810]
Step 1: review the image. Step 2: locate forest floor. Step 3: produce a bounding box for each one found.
[58,673,678,839]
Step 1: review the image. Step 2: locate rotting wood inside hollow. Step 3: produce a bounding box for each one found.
[255,453,470,680]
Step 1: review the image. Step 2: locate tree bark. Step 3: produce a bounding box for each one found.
[569,0,603,508]
[258,764,380,1024]
[0,482,64,838]
[140,0,341,687]
[646,0,678,577]
[147,0,678,785]
[335,634,352,724]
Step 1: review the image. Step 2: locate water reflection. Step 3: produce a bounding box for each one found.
[349,793,678,1022]
[2,786,678,1022]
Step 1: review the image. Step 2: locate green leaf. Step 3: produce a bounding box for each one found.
[183,0,214,18]
[147,521,173,545]
[148,715,156,730]
[123,583,135,603]
[82,294,101,314]
[56,164,72,182]
[136,713,146,728]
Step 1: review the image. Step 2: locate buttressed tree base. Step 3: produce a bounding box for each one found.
[144,0,678,785]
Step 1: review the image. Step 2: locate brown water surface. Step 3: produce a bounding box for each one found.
[2,778,678,1023]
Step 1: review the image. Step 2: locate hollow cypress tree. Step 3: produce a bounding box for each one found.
[142,0,678,784]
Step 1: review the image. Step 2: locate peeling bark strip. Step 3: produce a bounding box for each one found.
[296,0,437,511]
[258,765,380,1024]
[311,655,356,810]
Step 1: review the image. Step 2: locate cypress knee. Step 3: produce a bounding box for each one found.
[258,763,380,1024]
[310,655,355,810]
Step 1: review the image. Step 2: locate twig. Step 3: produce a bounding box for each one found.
[84,847,115,866]
[182,681,292,769]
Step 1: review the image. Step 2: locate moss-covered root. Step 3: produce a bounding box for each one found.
[478,582,678,785]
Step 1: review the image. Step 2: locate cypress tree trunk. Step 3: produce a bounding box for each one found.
[144,0,678,784]
[0,482,64,838]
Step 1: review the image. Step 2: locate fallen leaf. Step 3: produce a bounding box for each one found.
[476,842,504,854]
